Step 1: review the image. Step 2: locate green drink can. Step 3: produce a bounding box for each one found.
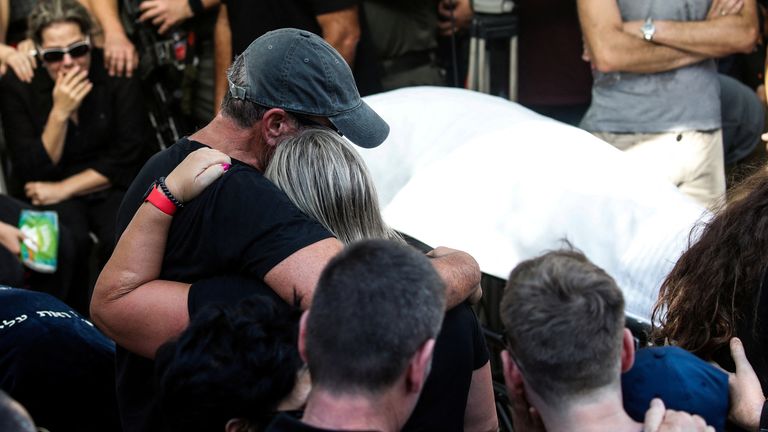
[18,210,59,273]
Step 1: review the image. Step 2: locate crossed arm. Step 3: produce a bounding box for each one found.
[579,0,757,74]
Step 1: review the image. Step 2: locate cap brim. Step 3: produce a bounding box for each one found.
[329,100,390,149]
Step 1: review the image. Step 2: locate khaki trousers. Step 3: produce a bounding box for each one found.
[594,130,726,208]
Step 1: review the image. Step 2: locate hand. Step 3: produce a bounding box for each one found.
[25,181,71,206]
[425,246,463,258]
[644,399,715,432]
[0,221,25,256]
[2,48,36,83]
[139,0,194,35]
[438,0,473,36]
[164,148,231,202]
[723,337,765,431]
[103,32,138,77]
[467,283,483,304]
[708,0,744,19]
[51,66,93,117]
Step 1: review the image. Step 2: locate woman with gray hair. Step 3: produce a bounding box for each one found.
[0,0,150,311]
[96,127,497,431]
[265,128,402,245]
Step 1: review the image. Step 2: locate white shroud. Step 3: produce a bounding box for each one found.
[357,87,709,320]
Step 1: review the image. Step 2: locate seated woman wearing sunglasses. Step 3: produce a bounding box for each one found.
[0,0,150,310]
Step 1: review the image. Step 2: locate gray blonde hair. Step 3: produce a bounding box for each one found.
[28,0,92,45]
[265,128,403,245]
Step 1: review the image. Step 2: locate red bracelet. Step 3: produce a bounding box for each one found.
[145,184,177,216]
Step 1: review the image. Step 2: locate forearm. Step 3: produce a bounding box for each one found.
[60,168,110,197]
[0,44,15,61]
[579,0,707,73]
[0,0,8,44]
[92,279,190,359]
[429,250,481,309]
[41,109,69,164]
[85,0,128,40]
[317,7,360,66]
[94,202,171,305]
[586,27,706,73]
[628,15,758,57]
[213,3,231,110]
[464,362,498,432]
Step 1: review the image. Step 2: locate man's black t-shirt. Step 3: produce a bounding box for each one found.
[222,0,381,96]
[114,138,332,432]
[404,303,490,431]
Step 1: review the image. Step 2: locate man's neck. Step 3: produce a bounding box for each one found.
[538,390,642,432]
[189,113,265,170]
[301,387,407,432]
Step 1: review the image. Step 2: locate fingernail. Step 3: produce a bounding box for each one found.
[221,163,231,171]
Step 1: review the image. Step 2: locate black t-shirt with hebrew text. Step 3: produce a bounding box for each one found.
[114,138,332,432]
[0,287,118,432]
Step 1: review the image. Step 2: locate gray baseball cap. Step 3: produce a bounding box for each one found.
[228,28,389,149]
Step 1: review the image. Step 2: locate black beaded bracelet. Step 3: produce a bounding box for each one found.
[188,0,204,16]
[158,177,184,209]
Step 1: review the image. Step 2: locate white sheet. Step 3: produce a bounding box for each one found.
[357,87,709,319]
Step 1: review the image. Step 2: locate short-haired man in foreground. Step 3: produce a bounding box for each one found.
[265,239,446,431]
[500,249,714,432]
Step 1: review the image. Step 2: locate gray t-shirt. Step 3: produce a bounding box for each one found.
[580,0,721,133]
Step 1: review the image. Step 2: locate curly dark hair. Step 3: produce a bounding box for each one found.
[155,294,303,432]
[652,168,768,359]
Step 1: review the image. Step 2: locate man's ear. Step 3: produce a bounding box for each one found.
[298,310,310,364]
[261,108,298,147]
[225,418,253,432]
[620,328,636,373]
[501,350,525,394]
[406,338,436,394]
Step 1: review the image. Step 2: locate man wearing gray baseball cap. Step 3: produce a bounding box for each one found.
[227,28,389,149]
[91,29,480,432]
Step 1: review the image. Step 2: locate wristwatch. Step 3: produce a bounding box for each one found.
[641,17,656,41]
[143,177,183,216]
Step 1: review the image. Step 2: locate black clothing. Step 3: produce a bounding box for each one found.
[222,0,381,95]
[404,303,490,431]
[0,49,151,313]
[711,271,768,390]
[189,273,490,432]
[265,414,366,432]
[114,137,332,432]
[0,286,120,432]
[188,275,285,317]
[0,49,151,190]
[0,195,76,302]
[7,0,34,44]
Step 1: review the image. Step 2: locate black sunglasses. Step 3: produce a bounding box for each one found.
[38,38,91,63]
